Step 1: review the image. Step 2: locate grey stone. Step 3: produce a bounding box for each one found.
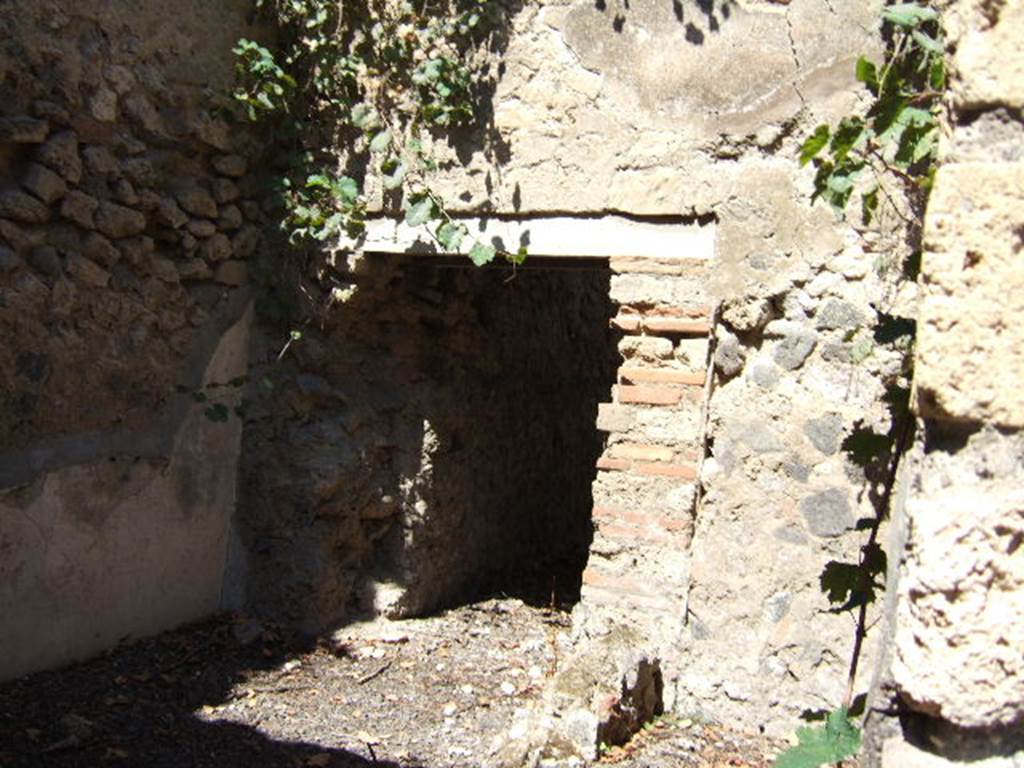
[156,196,189,229]
[0,246,20,273]
[200,233,232,263]
[783,457,811,483]
[82,145,120,176]
[733,420,781,454]
[815,299,866,331]
[774,524,808,545]
[103,64,135,95]
[112,179,138,206]
[28,246,62,277]
[177,258,213,281]
[217,205,243,231]
[147,256,180,283]
[804,413,843,455]
[117,236,154,266]
[231,225,261,259]
[60,191,99,229]
[31,100,69,125]
[89,87,118,122]
[772,328,818,370]
[213,154,248,178]
[0,189,51,224]
[194,113,232,150]
[212,178,240,204]
[36,131,82,183]
[188,219,217,238]
[746,358,779,389]
[21,163,66,205]
[82,233,120,267]
[0,116,49,143]
[214,259,248,286]
[122,93,163,134]
[765,591,792,622]
[0,220,35,251]
[175,186,218,218]
[122,157,159,186]
[715,328,745,377]
[799,488,854,538]
[95,202,146,239]
[65,254,111,287]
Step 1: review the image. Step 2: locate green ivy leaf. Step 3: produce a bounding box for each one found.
[855,56,878,92]
[335,176,360,204]
[436,220,468,251]
[369,130,392,153]
[350,103,380,130]
[861,186,879,226]
[829,117,867,164]
[468,241,496,266]
[911,29,944,54]
[774,708,862,768]
[405,196,436,227]
[800,125,831,166]
[882,3,938,28]
[382,162,406,190]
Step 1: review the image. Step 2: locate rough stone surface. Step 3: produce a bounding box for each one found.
[0,188,51,224]
[892,427,1024,729]
[60,190,100,229]
[95,201,147,239]
[916,162,1024,427]
[799,488,854,538]
[21,163,67,205]
[36,130,82,184]
[0,116,49,143]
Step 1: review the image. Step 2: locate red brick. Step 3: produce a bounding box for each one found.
[618,367,705,386]
[617,384,682,405]
[582,568,654,596]
[597,523,675,545]
[634,462,698,480]
[596,455,631,472]
[642,317,712,335]
[611,314,642,331]
[608,442,675,462]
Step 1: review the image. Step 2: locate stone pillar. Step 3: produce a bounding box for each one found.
[872,2,1024,765]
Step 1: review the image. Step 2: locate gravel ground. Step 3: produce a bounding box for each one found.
[0,600,789,768]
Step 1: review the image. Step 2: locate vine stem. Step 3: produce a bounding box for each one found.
[842,411,914,712]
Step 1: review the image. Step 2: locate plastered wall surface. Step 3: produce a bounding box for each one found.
[0,306,251,681]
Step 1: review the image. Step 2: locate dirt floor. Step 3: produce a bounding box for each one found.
[0,600,785,768]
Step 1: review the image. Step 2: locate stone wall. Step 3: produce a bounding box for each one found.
[0,0,261,679]
[867,2,1024,766]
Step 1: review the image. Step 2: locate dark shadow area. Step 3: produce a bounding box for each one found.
[900,709,1024,762]
[589,0,736,41]
[0,615,411,768]
[233,254,620,632]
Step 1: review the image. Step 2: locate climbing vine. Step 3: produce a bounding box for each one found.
[777,5,944,767]
[800,3,944,224]
[233,0,523,265]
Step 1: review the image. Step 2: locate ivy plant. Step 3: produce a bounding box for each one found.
[800,3,944,223]
[232,0,521,265]
[774,708,862,768]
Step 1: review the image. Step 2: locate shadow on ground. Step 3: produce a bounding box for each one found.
[0,615,411,768]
